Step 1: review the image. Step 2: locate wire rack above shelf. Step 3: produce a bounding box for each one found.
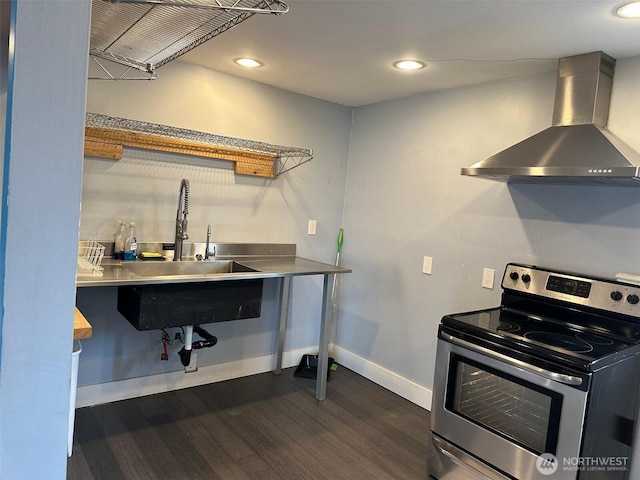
[84,113,313,177]
[89,0,288,80]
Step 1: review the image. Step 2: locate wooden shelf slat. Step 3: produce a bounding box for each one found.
[84,140,122,159]
[235,158,277,178]
[74,307,92,339]
[84,126,277,177]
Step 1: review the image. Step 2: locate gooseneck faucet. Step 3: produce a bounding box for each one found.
[205,224,213,260]
[174,179,189,261]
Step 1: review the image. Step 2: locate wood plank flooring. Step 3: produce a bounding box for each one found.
[68,366,430,480]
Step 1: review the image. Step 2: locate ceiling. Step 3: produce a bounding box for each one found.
[120,1,640,107]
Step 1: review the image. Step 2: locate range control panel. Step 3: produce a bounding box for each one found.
[502,263,640,318]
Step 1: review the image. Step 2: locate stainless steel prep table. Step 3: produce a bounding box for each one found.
[77,245,351,401]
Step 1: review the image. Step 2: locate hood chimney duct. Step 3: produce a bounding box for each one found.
[461,51,640,186]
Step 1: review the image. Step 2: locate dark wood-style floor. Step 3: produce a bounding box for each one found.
[67,366,430,480]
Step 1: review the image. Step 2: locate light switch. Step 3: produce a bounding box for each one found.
[422,256,433,274]
[308,220,317,235]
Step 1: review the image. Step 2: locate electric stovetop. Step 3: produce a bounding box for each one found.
[441,263,640,372]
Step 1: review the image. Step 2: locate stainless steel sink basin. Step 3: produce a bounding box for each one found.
[122,260,258,277]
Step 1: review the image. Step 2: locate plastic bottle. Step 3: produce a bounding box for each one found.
[123,222,138,261]
[113,221,126,259]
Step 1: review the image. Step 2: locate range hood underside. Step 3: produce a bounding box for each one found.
[461,124,640,186]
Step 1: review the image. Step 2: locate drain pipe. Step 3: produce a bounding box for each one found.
[178,325,218,366]
[193,325,218,349]
[178,325,194,366]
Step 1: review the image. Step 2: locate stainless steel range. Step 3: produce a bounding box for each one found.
[428,263,640,480]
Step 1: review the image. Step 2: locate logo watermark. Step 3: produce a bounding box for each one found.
[536,453,558,476]
[536,453,629,475]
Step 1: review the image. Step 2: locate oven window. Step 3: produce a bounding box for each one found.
[447,356,562,455]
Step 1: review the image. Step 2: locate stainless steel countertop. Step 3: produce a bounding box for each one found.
[77,256,351,287]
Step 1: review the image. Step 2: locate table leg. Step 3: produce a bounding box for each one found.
[273,276,291,375]
[316,273,335,401]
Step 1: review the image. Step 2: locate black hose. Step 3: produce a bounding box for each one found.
[192,339,217,349]
[194,325,216,342]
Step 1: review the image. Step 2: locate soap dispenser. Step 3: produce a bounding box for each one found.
[113,220,126,259]
[123,222,138,261]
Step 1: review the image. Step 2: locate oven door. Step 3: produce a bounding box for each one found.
[429,333,589,480]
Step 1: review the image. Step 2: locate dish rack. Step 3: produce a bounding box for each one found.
[77,240,105,277]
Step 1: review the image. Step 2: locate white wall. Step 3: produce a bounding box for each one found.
[76,60,352,396]
[338,56,640,408]
[0,1,90,478]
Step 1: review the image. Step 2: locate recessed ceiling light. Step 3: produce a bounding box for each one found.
[234,58,263,68]
[616,1,640,17]
[393,60,426,71]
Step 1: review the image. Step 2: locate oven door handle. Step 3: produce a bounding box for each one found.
[441,332,583,386]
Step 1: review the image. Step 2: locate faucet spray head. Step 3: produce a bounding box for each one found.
[181,179,189,215]
[177,179,190,238]
[174,179,191,261]
[177,179,190,219]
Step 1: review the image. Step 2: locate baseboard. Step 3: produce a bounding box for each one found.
[76,345,433,411]
[76,347,316,408]
[331,344,432,411]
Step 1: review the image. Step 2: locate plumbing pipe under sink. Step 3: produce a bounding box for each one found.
[177,324,218,366]
[178,325,193,366]
[192,325,218,349]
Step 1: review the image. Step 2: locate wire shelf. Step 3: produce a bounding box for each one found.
[89,0,288,77]
[85,113,313,176]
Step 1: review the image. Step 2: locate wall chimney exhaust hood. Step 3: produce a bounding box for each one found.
[461,51,640,186]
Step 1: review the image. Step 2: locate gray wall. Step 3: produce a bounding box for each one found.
[339,56,640,399]
[78,55,640,411]
[3,4,638,475]
[77,60,352,389]
[0,1,90,478]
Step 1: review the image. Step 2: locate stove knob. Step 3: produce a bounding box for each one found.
[521,273,531,283]
[509,272,519,281]
[610,291,623,301]
[627,294,640,305]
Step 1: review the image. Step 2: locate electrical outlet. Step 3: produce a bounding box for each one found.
[185,352,198,373]
[422,256,433,274]
[308,220,317,235]
[482,268,495,289]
